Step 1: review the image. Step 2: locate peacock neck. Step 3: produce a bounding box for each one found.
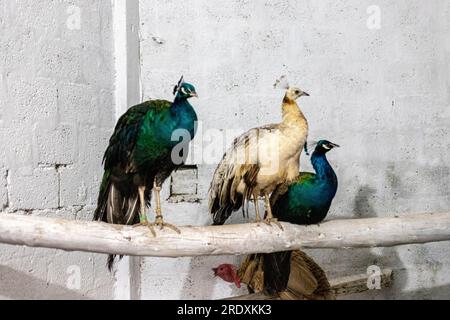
[173,95,188,108]
[170,96,197,137]
[311,152,336,182]
[171,97,194,116]
[282,97,308,127]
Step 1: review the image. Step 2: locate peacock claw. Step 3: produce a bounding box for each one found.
[154,217,181,234]
[264,218,284,231]
[132,222,157,237]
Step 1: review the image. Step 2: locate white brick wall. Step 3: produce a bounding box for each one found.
[0,0,116,299]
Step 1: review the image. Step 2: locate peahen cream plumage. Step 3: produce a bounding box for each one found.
[208,77,310,227]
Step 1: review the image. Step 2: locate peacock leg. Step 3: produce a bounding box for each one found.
[153,180,181,234]
[253,192,262,224]
[132,186,156,237]
[138,186,148,224]
[264,193,284,230]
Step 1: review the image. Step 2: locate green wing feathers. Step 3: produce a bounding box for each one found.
[103,100,171,170]
[296,172,316,184]
[95,100,171,224]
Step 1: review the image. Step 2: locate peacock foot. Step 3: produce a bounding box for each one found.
[154,215,181,234]
[263,218,284,231]
[253,216,262,225]
[132,221,157,237]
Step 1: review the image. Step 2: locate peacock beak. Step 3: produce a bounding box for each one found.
[330,143,340,148]
[190,92,198,98]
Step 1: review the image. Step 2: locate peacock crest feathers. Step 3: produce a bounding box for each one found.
[273,75,290,90]
[173,76,185,96]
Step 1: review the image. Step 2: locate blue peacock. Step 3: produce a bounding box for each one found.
[239,140,339,295]
[271,140,339,225]
[94,77,198,270]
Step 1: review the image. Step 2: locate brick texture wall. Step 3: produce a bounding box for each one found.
[0,0,115,299]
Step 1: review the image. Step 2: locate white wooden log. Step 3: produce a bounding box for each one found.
[0,213,449,257]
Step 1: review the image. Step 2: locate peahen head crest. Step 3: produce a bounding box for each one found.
[274,75,290,90]
[274,76,309,101]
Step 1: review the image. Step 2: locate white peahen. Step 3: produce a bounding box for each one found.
[208,76,310,228]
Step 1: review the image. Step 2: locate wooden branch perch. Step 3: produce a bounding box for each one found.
[0,213,449,257]
[227,269,394,300]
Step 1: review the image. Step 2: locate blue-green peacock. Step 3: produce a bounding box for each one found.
[94,77,198,270]
[238,140,339,296]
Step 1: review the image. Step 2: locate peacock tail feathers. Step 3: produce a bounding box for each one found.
[240,141,339,297]
[239,251,335,300]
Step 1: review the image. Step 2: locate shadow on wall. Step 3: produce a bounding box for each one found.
[353,185,378,218]
[332,161,450,299]
[346,184,408,299]
[0,265,91,300]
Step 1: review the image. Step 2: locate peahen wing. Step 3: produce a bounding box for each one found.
[209,125,279,225]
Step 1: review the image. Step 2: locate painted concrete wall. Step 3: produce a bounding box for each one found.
[0,0,449,300]
[138,0,450,299]
[0,0,115,299]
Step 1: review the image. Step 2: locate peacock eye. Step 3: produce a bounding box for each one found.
[181,87,187,95]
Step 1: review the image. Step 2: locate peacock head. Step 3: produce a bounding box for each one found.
[274,76,309,101]
[315,140,340,154]
[286,87,310,101]
[173,76,198,100]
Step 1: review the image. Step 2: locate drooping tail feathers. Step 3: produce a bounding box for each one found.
[208,129,263,225]
[238,250,335,300]
[94,171,143,271]
[211,193,244,225]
